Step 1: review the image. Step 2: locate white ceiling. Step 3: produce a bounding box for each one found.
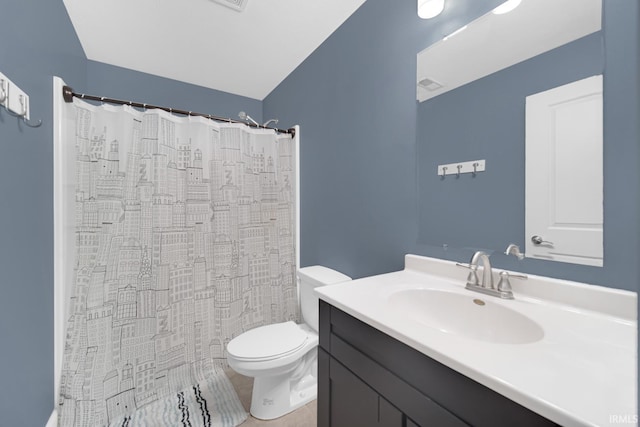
[417,0,602,102]
[64,0,366,100]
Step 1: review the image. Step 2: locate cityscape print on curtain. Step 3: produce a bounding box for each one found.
[58,100,297,426]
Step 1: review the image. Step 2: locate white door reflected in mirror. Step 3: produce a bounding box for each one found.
[525,75,603,267]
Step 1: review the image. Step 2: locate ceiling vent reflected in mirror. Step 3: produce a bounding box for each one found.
[212,0,248,12]
[418,77,444,92]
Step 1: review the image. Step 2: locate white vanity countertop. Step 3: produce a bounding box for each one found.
[315,255,637,427]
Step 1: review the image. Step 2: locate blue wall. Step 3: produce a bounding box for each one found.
[0,3,261,425]
[264,0,504,278]
[265,0,640,292]
[0,1,86,425]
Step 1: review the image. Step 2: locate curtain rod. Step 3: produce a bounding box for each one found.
[62,85,295,137]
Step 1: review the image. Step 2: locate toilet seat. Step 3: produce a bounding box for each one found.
[227,321,309,362]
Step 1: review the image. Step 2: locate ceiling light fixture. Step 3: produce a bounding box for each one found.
[418,0,445,19]
[492,0,522,15]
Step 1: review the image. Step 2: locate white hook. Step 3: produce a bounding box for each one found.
[456,164,462,177]
[18,94,42,128]
[0,79,6,104]
[441,166,448,178]
[19,95,27,116]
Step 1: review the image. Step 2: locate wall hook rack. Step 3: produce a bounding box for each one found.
[437,159,486,177]
[0,71,42,128]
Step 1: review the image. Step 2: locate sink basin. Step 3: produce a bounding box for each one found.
[387,289,544,344]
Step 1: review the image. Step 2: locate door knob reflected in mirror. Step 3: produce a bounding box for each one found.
[531,235,554,246]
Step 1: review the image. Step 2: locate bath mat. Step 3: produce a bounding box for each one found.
[107,371,248,427]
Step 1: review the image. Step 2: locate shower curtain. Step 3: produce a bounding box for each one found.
[57,99,297,426]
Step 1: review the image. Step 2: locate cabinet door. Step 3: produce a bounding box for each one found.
[330,357,402,427]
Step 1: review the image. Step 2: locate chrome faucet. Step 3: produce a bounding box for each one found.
[456,250,525,299]
[469,251,494,289]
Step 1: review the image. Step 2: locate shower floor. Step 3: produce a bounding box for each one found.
[226,369,318,427]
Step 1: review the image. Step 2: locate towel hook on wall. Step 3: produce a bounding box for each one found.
[0,71,42,128]
[437,159,486,178]
[18,94,42,128]
[4,93,42,128]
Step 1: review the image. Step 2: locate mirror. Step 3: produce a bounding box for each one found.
[415,0,603,263]
[416,0,602,102]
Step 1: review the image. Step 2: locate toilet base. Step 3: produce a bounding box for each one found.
[249,349,318,420]
[250,373,317,420]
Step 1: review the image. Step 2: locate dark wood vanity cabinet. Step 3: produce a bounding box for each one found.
[318,301,558,427]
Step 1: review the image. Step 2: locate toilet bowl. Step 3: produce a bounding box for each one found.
[226,266,351,420]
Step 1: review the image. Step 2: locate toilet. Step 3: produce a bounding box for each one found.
[226,266,351,420]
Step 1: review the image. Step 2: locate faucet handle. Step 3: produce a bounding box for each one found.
[456,263,479,286]
[497,271,527,293]
[455,262,474,270]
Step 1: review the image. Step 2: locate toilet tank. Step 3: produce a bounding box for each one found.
[298,266,351,332]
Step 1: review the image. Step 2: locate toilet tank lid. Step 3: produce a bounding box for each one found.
[298,266,351,286]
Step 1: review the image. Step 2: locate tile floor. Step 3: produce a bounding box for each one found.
[226,369,317,427]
